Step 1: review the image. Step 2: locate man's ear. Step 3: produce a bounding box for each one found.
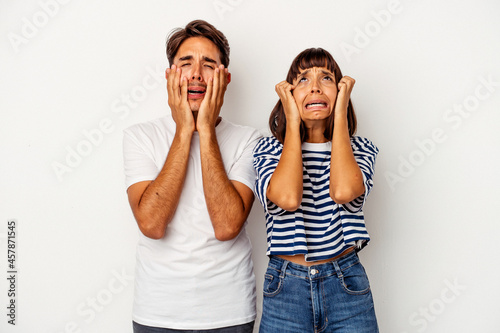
[227,72,231,84]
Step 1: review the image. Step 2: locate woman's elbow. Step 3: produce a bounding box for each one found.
[329,188,358,205]
[277,195,302,212]
[268,185,302,212]
[280,202,301,212]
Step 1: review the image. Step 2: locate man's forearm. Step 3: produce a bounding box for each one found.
[133,130,192,238]
[198,128,249,241]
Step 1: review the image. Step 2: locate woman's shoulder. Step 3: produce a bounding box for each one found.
[254,135,283,155]
[350,135,379,154]
[257,135,281,144]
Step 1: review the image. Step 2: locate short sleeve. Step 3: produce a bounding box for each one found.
[341,136,379,213]
[122,128,159,189]
[227,129,262,190]
[253,136,287,216]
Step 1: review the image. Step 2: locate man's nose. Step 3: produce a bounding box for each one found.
[191,63,203,82]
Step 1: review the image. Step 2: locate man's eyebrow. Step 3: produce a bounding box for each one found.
[203,56,217,64]
[178,55,193,62]
[177,55,217,64]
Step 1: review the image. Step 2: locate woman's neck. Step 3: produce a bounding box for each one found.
[305,124,329,143]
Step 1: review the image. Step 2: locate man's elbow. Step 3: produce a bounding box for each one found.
[136,216,166,240]
[141,228,165,240]
[214,224,242,241]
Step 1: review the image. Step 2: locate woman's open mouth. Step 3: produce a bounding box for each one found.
[305,100,328,110]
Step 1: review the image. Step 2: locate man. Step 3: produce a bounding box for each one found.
[123,20,261,332]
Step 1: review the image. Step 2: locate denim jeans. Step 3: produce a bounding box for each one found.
[259,251,378,333]
[132,321,254,333]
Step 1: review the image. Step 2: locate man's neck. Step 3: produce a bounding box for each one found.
[192,112,222,131]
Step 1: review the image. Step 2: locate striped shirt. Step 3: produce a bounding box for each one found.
[253,135,379,262]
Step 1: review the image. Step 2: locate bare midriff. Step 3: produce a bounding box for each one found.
[277,246,355,267]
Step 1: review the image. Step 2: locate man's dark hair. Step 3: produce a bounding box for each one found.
[166,20,230,67]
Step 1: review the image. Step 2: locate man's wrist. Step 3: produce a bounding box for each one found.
[175,125,195,142]
[197,123,217,138]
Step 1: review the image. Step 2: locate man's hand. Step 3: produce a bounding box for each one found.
[166,64,195,134]
[334,76,355,118]
[196,65,229,132]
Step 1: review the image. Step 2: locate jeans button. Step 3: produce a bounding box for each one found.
[310,269,318,275]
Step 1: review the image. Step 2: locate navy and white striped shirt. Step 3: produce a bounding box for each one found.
[253,136,379,262]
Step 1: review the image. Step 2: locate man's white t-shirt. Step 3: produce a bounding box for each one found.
[123,116,261,329]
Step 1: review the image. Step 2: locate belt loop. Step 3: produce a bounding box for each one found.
[333,260,343,278]
[279,259,289,279]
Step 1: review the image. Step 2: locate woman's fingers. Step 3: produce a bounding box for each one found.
[335,76,355,116]
[275,81,294,100]
[338,76,355,95]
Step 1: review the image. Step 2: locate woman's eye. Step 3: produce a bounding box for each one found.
[323,76,333,81]
[299,77,307,83]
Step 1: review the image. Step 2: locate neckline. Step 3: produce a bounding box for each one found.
[302,141,331,151]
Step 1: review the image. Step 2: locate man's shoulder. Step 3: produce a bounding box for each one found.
[219,118,262,141]
[220,118,258,132]
[124,116,174,138]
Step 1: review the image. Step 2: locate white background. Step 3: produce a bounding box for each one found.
[1,0,499,332]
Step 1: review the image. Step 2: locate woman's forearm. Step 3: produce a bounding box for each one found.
[267,121,303,211]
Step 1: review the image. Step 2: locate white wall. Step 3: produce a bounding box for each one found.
[1,1,499,332]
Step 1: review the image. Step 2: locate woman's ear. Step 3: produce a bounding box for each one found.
[227,72,231,84]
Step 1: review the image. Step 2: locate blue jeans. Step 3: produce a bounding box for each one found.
[259,251,378,333]
[132,321,254,333]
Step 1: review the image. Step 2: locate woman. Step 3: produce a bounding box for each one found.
[253,48,379,332]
